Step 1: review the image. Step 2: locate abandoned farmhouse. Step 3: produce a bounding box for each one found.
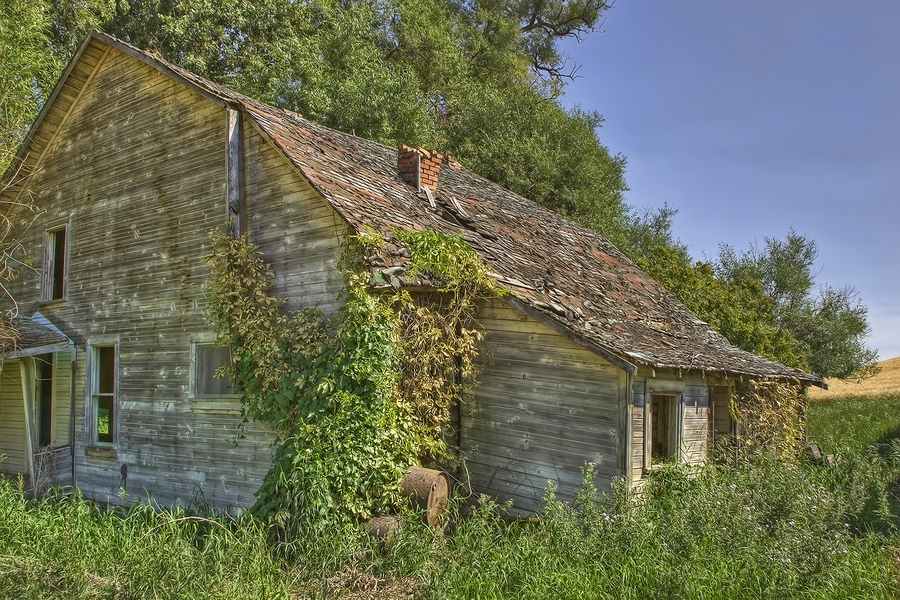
[0,31,824,512]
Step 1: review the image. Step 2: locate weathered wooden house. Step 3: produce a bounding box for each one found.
[0,32,823,512]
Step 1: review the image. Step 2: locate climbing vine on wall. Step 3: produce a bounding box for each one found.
[205,227,500,531]
[729,380,808,460]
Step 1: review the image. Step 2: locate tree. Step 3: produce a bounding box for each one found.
[714,231,878,379]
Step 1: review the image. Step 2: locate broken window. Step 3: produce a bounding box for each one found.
[90,345,116,444]
[43,226,68,301]
[192,343,236,397]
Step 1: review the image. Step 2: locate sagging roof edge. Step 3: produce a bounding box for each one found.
[505,296,827,389]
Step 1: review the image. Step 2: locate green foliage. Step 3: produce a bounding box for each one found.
[205,228,497,530]
[393,230,503,458]
[0,0,65,175]
[623,209,876,378]
[206,231,415,530]
[0,479,290,599]
[716,230,878,379]
[727,379,808,461]
[6,397,900,598]
[808,395,900,455]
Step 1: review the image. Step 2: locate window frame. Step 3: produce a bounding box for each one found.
[41,223,70,303]
[86,341,119,447]
[190,341,240,399]
[643,391,684,472]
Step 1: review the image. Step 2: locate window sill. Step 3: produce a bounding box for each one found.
[84,445,118,460]
[38,299,68,309]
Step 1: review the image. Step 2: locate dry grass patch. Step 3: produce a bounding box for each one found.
[809,355,900,402]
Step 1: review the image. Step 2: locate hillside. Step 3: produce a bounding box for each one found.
[808,355,900,401]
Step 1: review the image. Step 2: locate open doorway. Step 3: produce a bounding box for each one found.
[36,354,54,447]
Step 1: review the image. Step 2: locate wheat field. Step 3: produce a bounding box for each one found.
[808,355,900,401]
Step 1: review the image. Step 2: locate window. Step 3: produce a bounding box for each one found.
[43,226,68,302]
[192,343,236,397]
[90,345,117,444]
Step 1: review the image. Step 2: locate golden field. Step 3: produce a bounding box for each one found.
[808,355,900,401]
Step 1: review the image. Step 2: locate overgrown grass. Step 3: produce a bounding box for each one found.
[4,395,900,598]
[808,394,900,454]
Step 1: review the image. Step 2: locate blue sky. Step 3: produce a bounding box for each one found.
[559,1,900,361]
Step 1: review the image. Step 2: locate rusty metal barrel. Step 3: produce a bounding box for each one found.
[401,466,451,527]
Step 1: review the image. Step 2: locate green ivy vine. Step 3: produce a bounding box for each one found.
[205,227,501,532]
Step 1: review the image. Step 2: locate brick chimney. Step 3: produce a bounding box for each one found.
[398,145,445,190]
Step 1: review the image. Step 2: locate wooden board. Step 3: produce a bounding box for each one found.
[462,300,625,513]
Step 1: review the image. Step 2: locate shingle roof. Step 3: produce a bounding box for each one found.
[74,32,827,386]
[0,317,70,359]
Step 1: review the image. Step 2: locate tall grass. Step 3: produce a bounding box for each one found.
[0,479,294,598]
[808,395,900,454]
[3,395,900,598]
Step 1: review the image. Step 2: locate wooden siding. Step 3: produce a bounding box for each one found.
[0,46,347,509]
[244,120,347,314]
[0,360,26,474]
[630,380,645,480]
[463,300,625,513]
[51,349,74,448]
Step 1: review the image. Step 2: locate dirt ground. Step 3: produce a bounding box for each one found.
[808,355,900,401]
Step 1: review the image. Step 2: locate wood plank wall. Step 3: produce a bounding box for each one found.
[0,360,26,474]
[630,380,645,480]
[463,300,625,513]
[244,121,347,314]
[0,43,347,509]
[51,349,73,448]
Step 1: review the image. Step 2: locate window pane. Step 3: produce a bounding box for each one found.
[51,228,66,299]
[196,345,233,395]
[98,346,115,393]
[97,395,114,443]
